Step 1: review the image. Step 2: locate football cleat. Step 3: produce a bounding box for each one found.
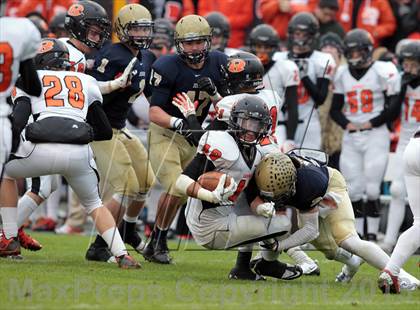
[300,260,320,276]
[31,217,56,232]
[55,224,84,235]
[0,235,22,259]
[18,227,42,251]
[142,237,172,264]
[335,256,363,283]
[251,258,303,280]
[378,269,400,294]
[85,243,116,263]
[116,254,141,269]
[229,266,265,281]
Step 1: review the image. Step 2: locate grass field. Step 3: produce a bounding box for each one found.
[0,232,419,310]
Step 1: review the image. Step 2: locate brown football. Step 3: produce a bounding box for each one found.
[197,171,232,191]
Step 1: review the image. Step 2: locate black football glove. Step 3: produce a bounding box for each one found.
[197,76,217,96]
[172,118,196,146]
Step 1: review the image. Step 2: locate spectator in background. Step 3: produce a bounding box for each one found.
[317,32,345,170]
[7,0,74,22]
[185,0,254,48]
[49,12,69,38]
[314,0,346,38]
[260,0,318,41]
[337,0,397,47]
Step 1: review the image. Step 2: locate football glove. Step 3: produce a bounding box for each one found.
[172,92,197,118]
[197,76,217,96]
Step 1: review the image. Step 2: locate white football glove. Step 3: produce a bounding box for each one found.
[256,202,276,218]
[211,174,237,205]
[172,92,197,118]
[98,57,138,94]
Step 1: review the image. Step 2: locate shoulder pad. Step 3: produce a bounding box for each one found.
[372,61,399,79]
[313,51,336,79]
[198,131,240,164]
[272,51,287,61]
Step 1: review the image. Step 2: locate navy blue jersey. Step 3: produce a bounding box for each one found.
[286,165,329,211]
[149,50,227,124]
[91,43,155,129]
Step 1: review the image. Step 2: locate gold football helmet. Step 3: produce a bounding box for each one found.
[255,152,297,203]
[115,4,153,49]
[174,14,212,64]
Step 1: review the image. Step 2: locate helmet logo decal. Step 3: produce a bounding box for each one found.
[38,40,55,53]
[228,59,246,73]
[68,4,85,17]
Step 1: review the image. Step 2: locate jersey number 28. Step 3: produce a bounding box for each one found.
[42,75,85,109]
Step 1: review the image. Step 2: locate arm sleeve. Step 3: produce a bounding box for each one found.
[284,85,298,140]
[186,114,206,146]
[277,210,319,251]
[301,77,330,106]
[86,101,112,141]
[369,94,399,127]
[330,93,349,129]
[183,153,216,181]
[18,59,41,97]
[10,96,32,152]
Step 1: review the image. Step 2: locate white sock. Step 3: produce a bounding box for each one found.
[287,246,314,265]
[355,218,364,236]
[260,239,279,261]
[46,189,60,221]
[367,217,380,235]
[123,214,138,223]
[383,198,405,245]
[17,194,39,227]
[334,247,363,268]
[1,207,18,239]
[340,235,389,270]
[385,222,420,276]
[101,227,127,257]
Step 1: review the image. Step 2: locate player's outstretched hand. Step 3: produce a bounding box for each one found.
[256,202,276,218]
[197,76,217,96]
[211,174,237,205]
[118,57,138,88]
[172,92,197,118]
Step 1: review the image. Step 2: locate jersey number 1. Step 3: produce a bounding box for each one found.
[42,75,85,109]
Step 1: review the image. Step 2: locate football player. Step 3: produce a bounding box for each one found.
[248,24,299,150]
[149,18,175,59]
[175,95,303,281]
[0,16,41,181]
[13,1,134,248]
[381,40,420,253]
[205,12,237,56]
[144,14,228,264]
[85,3,156,262]
[378,41,420,294]
[330,29,400,241]
[0,38,140,269]
[253,152,420,287]
[274,13,336,149]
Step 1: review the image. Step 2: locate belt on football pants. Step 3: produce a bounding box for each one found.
[348,128,372,134]
[414,130,420,138]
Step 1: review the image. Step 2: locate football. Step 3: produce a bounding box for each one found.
[197,171,232,191]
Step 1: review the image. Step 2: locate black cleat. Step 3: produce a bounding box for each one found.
[229,266,265,281]
[251,258,303,280]
[85,243,116,263]
[142,237,172,264]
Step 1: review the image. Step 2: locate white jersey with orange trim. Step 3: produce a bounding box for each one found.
[12,70,102,122]
[0,17,41,116]
[263,58,300,103]
[273,50,336,119]
[401,83,420,136]
[333,61,400,124]
[59,38,87,73]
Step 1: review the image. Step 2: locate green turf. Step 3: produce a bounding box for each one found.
[0,233,419,310]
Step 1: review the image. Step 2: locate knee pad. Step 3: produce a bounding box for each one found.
[390,180,405,200]
[366,183,381,200]
[365,199,380,217]
[352,200,364,218]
